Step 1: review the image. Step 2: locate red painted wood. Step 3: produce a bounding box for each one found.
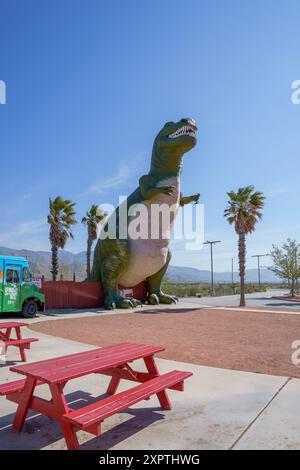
[63,370,193,429]
[49,382,80,451]
[10,343,165,384]
[12,377,37,432]
[143,355,172,409]
[100,367,157,383]
[16,327,26,362]
[11,346,106,374]
[4,338,38,347]
[11,343,161,375]
[0,379,29,396]
[17,346,164,384]
[3,342,192,451]
[40,280,147,309]
[144,355,160,375]
[0,378,43,396]
[106,376,121,395]
[0,322,38,362]
[156,390,172,410]
[0,322,28,329]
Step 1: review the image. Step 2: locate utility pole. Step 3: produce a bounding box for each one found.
[204,240,221,296]
[251,254,268,289]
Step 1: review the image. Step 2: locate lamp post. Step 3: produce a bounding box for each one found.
[251,254,268,289]
[231,257,234,287]
[204,240,221,296]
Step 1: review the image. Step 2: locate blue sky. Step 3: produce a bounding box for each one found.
[0,0,299,272]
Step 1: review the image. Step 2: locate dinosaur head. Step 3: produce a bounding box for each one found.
[150,118,197,175]
[156,118,197,151]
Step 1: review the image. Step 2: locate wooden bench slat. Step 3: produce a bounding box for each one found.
[63,370,192,428]
[27,343,143,373]
[4,338,39,347]
[29,345,162,384]
[0,378,43,396]
[0,379,27,396]
[0,322,28,329]
[11,346,105,374]
[11,344,164,384]
[11,343,159,375]
[34,345,162,384]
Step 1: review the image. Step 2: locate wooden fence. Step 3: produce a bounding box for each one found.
[40,277,148,310]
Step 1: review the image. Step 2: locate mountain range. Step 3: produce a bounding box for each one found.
[0,246,280,284]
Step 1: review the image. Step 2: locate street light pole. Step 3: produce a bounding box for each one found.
[251,254,268,289]
[204,240,221,296]
[231,257,234,286]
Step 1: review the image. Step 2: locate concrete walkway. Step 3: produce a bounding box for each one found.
[0,324,299,450]
[185,289,300,310]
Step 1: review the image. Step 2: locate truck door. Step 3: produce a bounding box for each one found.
[3,265,21,312]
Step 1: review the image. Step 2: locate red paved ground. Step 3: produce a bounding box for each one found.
[30,307,300,378]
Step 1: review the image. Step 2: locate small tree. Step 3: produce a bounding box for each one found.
[82,205,107,278]
[48,196,77,281]
[269,239,300,297]
[224,186,265,307]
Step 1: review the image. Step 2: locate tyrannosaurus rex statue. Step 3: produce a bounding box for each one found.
[90,118,199,309]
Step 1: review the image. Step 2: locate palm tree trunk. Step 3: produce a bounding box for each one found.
[238,232,246,307]
[86,237,92,279]
[51,243,58,281]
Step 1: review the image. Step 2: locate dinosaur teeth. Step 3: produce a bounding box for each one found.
[168,125,196,139]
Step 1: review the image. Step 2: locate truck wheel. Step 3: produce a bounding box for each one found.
[21,300,38,318]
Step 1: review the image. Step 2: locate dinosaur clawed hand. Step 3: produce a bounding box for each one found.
[159,185,176,195]
[105,296,142,310]
[148,292,178,305]
[192,193,200,204]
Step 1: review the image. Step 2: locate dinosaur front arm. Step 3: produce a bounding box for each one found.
[180,192,200,206]
[139,175,175,200]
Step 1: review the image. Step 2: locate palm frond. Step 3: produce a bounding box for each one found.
[224,186,265,234]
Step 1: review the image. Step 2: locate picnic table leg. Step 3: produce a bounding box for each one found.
[13,377,36,431]
[0,338,7,359]
[15,327,26,362]
[60,421,80,450]
[144,356,172,410]
[5,328,12,340]
[106,375,121,395]
[49,383,80,451]
[0,329,10,359]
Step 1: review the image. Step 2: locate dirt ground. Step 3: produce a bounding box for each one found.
[30,307,300,378]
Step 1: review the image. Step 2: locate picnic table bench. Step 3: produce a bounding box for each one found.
[0,342,192,450]
[0,322,38,362]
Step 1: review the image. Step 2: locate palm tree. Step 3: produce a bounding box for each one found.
[224,186,265,307]
[47,196,77,281]
[81,205,107,278]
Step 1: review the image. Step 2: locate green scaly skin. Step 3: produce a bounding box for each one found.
[90,118,199,309]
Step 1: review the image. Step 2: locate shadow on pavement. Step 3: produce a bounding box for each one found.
[139,308,206,315]
[0,389,164,450]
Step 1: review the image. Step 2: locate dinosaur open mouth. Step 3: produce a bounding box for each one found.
[168,125,196,139]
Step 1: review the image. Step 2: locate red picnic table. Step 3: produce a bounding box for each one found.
[0,342,192,450]
[0,322,38,362]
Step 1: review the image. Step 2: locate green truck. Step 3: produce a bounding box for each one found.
[0,256,45,318]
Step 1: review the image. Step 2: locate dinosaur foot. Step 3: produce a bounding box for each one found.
[105,296,142,310]
[148,292,179,305]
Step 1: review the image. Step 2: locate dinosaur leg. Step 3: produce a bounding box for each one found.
[100,242,142,310]
[147,251,178,305]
